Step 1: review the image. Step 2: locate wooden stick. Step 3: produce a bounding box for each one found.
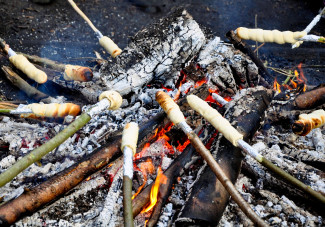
[67,0,122,57]
[156,91,269,227]
[0,90,122,187]
[1,66,49,101]
[122,122,139,227]
[187,94,325,204]
[292,7,325,48]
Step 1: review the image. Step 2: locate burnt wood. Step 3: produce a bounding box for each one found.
[226,30,273,88]
[176,87,273,226]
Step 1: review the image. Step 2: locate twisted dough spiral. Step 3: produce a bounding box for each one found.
[25,103,80,118]
[236,27,306,44]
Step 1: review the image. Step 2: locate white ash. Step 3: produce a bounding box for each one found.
[219,174,323,226]
[312,128,325,153]
[156,203,174,227]
[0,155,16,169]
[96,168,124,226]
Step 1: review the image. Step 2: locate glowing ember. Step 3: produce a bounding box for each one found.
[161,84,172,92]
[132,159,155,200]
[134,143,151,160]
[142,167,167,213]
[176,139,190,152]
[194,77,207,88]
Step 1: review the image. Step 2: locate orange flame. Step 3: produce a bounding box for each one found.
[273,78,282,93]
[273,63,307,93]
[142,167,168,213]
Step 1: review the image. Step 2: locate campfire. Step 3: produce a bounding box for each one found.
[0,3,324,227]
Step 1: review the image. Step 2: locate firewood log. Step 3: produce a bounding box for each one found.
[176,87,273,225]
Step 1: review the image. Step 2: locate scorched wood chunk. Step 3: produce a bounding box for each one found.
[176,87,273,225]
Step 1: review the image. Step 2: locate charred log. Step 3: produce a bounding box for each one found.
[57,9,206,103]
[176,87,273,225]
[226,30,273,88]
[293,85,325,110]
[0,84,208,226]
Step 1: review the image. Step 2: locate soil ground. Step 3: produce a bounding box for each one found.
[0,0,324,99]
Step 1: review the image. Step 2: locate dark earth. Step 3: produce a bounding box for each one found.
[0,0,324,102]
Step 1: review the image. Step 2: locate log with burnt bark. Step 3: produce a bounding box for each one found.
[176,87,273,225]
[267,84,325,126]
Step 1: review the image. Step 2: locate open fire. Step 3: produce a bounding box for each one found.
[0,4,324,227]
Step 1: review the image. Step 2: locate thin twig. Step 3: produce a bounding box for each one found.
[292,6,325,48]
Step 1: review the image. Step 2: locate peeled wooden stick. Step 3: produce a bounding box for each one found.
[0,90,122,187]
[292,109,325,136]
[121,122,139,227]
[156,91,268,227]
[292,7,325,48]
[187,94,325,204]
[21,53,93,82]
[67,0,122,57]
[0,38,47,84]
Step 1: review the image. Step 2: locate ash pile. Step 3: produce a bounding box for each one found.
[0,9,324,227]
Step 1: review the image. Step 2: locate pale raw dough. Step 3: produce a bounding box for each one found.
[121,122,139,155]
[99,90,122,110]
[187,95,243,146]
[99,36,122,57]
[236,27,306,44]
[9,54,47,84]
[156,91,185,125]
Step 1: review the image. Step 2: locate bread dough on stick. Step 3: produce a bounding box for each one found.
[292,109,325,136]
[155,91,185,125]
[121,122,139,155]
[187,94,243,146]
[236,27,306,44]
[99,36,122,58]
[25,103,80,118]
[64,65,93,82]
[9,54,47,84]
